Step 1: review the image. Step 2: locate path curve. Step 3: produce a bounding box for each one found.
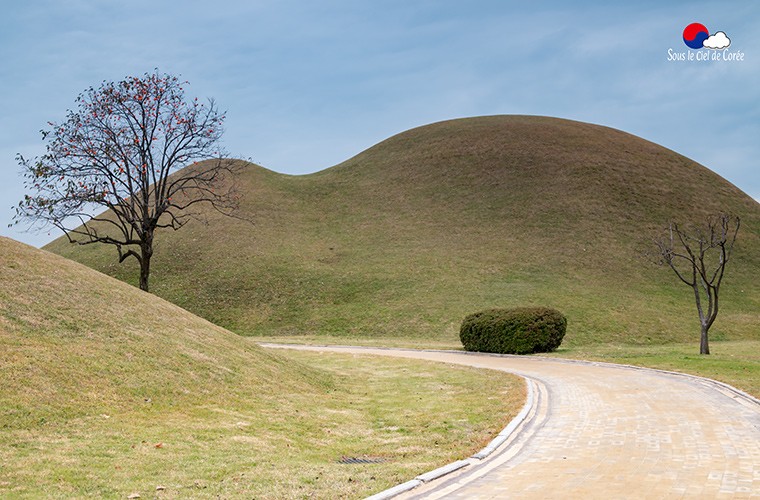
[262,344,760,498]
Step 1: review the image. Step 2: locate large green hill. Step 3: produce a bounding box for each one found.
[47,115,760,345]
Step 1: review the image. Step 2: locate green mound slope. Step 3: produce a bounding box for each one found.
[0,235,322,430]
[0,236,525,497]
[47,115,760,345]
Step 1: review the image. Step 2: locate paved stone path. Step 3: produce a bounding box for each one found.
[262,345,760,499]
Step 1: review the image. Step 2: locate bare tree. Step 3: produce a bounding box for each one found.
[654,214,740,354]
[14,70,241,292]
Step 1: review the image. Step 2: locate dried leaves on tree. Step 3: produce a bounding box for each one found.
[15,70,243,291]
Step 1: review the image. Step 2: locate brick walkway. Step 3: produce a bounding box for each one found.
[263,345,760,498]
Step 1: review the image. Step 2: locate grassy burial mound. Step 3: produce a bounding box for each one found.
[0,235,320,495]
[1,236,320,429]
[0,236,524,497]
[47,115,760,345]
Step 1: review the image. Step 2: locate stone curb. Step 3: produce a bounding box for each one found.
[415,459,471,484]
[364,479,422,500]
[259,343,760,499]
[520,352,760,408]
[471,378,535,460]
[453,347,759,410]
[261,343,758,409]
[364,378,537,500]
[260,343,543,500]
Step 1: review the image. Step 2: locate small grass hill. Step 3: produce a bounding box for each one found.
[46,116,760,345]
[0,235,324,431]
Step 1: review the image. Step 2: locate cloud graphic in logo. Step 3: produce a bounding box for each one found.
[703,31,731,49]
[683,23,709,49]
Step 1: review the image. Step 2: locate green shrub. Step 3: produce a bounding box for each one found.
[460,307,567,354]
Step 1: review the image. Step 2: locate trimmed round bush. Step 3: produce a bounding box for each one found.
[460,307,567,355]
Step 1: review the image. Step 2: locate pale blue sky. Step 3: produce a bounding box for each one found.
[2,0,758,247]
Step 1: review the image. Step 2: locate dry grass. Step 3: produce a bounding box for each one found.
[0,351,523,499]
[46,116,760,347]
[0,237,524,498]
[252,335,760,400]
[545,340,760,399]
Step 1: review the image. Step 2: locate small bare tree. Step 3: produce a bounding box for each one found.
[654,213,740,354]
[14,70,241,292]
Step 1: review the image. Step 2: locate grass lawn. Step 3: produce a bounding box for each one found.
[0,352,524,499]
[254,336,760,400]
[1,237,525,499]
[544,340,760,399]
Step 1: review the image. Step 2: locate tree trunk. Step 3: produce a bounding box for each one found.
[138,234,154,292]
[700,323,710,355]
[139,251,151,292]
